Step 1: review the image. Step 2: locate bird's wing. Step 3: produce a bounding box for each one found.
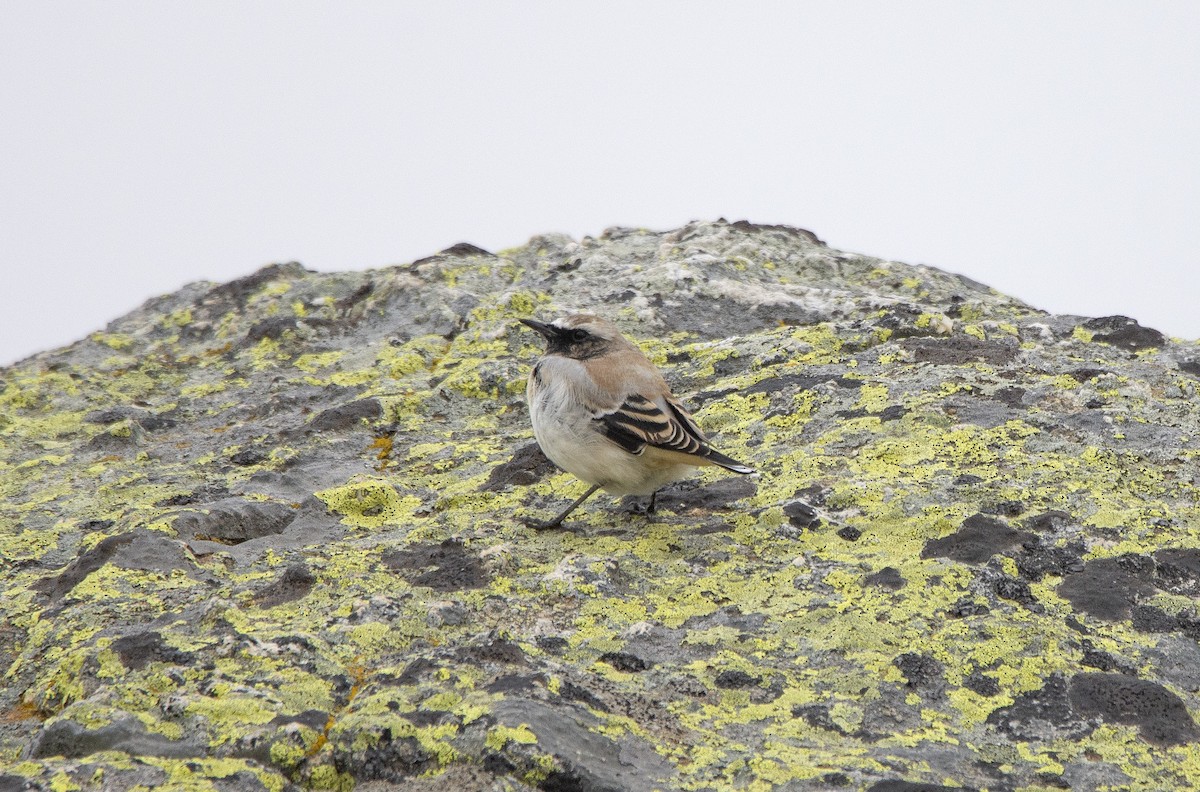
[592,392,707,458]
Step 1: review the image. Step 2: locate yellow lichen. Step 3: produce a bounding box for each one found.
[316,478,419,528]
[485,723,538,751]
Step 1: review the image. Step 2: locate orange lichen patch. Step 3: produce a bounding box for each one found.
[368,435,395,471]
[0,699,46,723]
[307,658,370,758]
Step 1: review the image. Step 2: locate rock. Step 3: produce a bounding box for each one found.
[1057,556,1159,621]
[308,397,384,432]
[31,529,201,603]
[920,514,1033,564]
[864,566,906,591]
[3,219,1200,790]
[986,673,1095,742]
[1069,672,1199,746]
[381,538,490,592]
[869,783,976,792]
[1082,315,1166,351]
[32,716,206,759]
[478,441,556,491]
[650,475,758,513]
[111,631,194,670]
[254,563,317,608]
[171,498,298,545]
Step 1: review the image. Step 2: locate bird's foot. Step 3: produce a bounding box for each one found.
[619,492,658,516]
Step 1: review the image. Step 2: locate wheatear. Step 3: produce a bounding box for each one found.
[520,314,754,529]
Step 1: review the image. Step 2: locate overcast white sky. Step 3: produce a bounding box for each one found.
[2,2,1197,366]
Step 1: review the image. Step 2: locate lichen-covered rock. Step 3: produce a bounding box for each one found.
[2,219,1200,790]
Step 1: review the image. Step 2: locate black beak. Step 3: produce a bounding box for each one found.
[519,318,557,340]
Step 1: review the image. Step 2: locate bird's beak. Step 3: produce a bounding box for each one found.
[519,318,556,340]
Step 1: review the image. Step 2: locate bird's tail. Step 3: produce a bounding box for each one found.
[704,448,755,474]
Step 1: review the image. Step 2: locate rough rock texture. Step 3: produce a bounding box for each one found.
[2,219,1200,790]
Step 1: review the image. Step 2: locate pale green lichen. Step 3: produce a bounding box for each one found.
[485,723,538,751]
[185,695,278,740]
[855,382,890,412]
[90,332,135,351]
[316,477,420,528]
[293,350,346,373]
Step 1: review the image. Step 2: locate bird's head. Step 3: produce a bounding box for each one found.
[519,314,628,360]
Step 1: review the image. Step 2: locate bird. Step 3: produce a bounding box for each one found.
[519,314,755,529]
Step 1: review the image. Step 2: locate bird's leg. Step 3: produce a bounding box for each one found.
[526,484,600,531]
[619,490,658,516]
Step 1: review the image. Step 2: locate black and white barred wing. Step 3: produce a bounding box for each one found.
[592,393,753,473]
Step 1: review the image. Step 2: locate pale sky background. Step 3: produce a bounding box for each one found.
[2,2,1197,367]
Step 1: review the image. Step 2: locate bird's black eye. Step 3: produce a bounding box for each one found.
[571,329,589,342]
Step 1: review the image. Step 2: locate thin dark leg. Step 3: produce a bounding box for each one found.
[647,490,657,514]
[526,484,600,530]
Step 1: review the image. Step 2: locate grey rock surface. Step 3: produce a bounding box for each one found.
[2,219,1199,790]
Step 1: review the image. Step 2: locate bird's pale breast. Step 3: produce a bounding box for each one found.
[528,357,693,495]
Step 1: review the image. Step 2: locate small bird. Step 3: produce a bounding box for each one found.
[520,314,755,529]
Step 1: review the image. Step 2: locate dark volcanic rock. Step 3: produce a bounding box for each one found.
[33,717,205,759]
[651,476,758,512]
[32,529,200,602]
[171,498,297,544]
[988,671,1199,749]
[986,673,1093,742]
[869,782,976,792]
[111,631,194,670]
[901,334,1018,365]
[333,733,436,783]
[382,538,490,592]
[894,653,945,693]
[921,514,1033,564]
[308,397,383,432]
[1153,548,1200,595]
[599,651,652,673]
[713,669,761,689]
[254,562,317,607]
[1083,315,1166,351]
[783,499,822,530]
[1057,556,1158,621]
[1069,673,1199,746]
[865,566,906,590]
[480,442,556,491]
